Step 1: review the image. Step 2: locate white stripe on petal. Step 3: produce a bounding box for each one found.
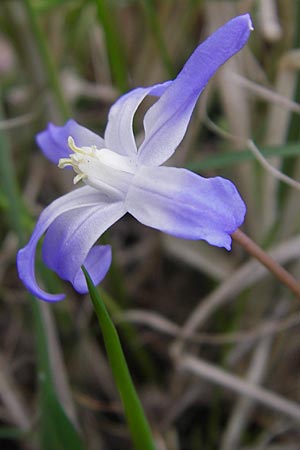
[104,82,171,157]
[126,166,246,250]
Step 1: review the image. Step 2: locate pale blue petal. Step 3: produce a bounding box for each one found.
[104,81,171,157]
[137,14,252,166]
[126,166,246,249]
[17,186,112,302]
[42,201,126,293]
[36,119,105,165]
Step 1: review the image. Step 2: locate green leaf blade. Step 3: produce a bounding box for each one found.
[82,266,157,450]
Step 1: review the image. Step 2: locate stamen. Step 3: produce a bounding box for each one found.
[68,136,96,157]
[68,136,85,155]
[58,157,73,169]
[73,173,86,184]
[58,135,137,193]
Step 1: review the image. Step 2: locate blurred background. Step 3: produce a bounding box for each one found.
[1,0,300,449]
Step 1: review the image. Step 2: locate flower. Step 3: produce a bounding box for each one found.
[17,14,252,302]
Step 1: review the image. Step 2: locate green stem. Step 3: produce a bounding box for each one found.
[99,287,156,379]
[140,0,175,77]
[186,142,300,172]
[83,266,157,450]
[287,1,300,141]
[23,0,70,121]
[95,0,128,92]
[0,108,25,241]
[0,100,84,448]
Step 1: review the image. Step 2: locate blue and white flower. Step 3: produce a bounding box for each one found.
[17,14,252,301]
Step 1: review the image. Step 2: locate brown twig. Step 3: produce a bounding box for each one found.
[232,229,300,297]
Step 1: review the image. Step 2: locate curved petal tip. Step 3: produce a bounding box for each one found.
[17,247,65,302]
[242,13,254,31]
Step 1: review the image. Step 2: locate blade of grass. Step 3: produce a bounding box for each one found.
[0,427,28,440]
[0,6,84,446]
[186,141,300,172]
[25,274,86,450]
[139,0,175,77]
[288,1,300,141]
[99,287,156,380]
[82,266,157,450]
[34,0,81,13]
[0,109,25,241]
[22,0,70,121]
[94,0,128,92]
[31,287,86,450]
[45,396,85,450]
[0,105,85,449]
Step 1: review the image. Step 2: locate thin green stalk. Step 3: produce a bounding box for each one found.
[186,142,300,172]
[1,6,83,447]
[0,103,84,448]
[286,0,300,141]
[83,266,157,450]
[95,0,128,92]
[0,109,25,241]
[31,296,86,450]
[139,0,175,77]
[23,0,70,121]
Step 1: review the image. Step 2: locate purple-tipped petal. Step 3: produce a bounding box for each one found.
[17,186,111,302]
[104,81,171,157]
[137,14,253,166]
[126,166,246,249]
[42,201,126,293]
[36,119,105,165]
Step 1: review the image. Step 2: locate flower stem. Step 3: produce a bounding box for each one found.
[232,229,300,297]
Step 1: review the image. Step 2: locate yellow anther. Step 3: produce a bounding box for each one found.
[58,157,72,169]
[67,136,98,158]
[68,136,85,155]
[73,173,86,184]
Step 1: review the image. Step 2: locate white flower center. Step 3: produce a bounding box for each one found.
[58,136,138,198]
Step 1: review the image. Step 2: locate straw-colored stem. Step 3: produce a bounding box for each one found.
[232,229,300,297]
[178,355,300,422]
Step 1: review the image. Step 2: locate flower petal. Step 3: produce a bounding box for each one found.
[42,201,126,293]
[126,166,246,249]
[36,119,105,165]
[72,245,112,293]
[137,14,253,166]
[104,81,171,157]
[17,186,112,302]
